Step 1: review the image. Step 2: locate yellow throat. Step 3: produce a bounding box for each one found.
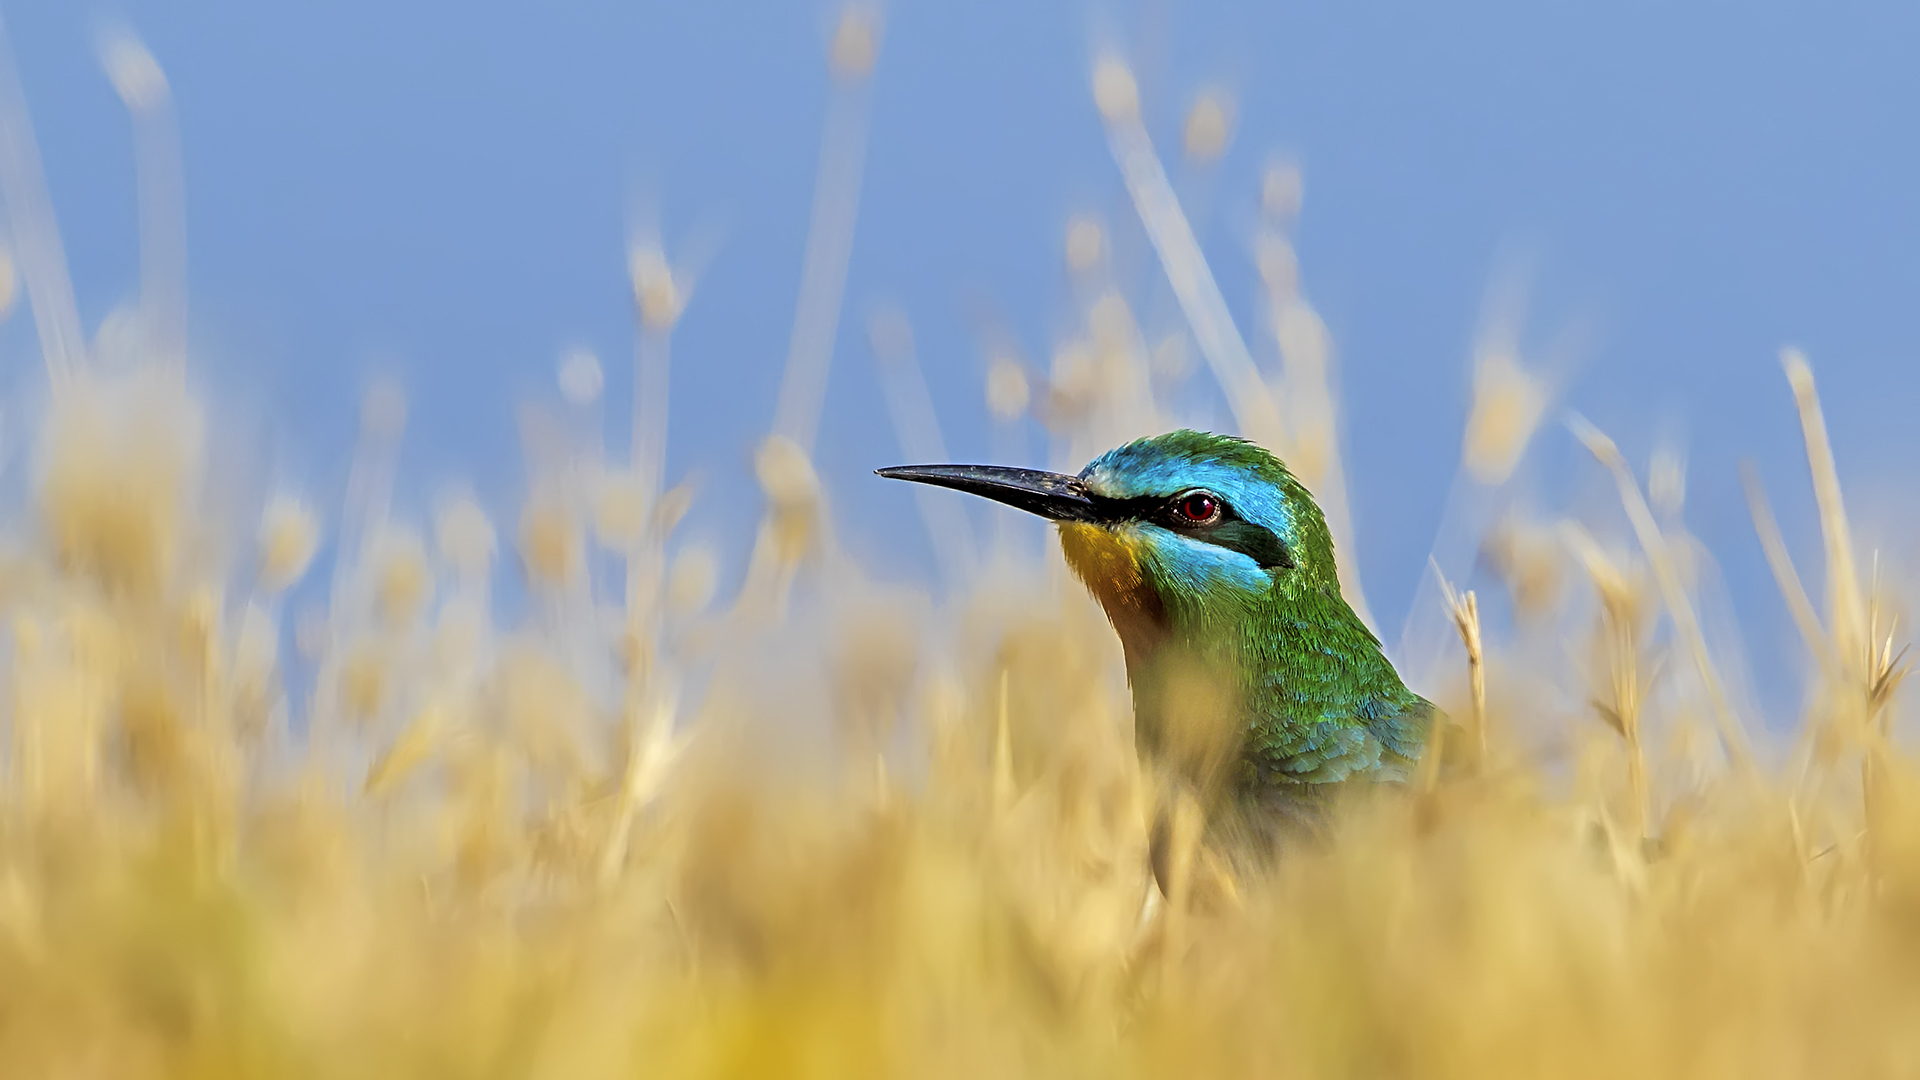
[1057,521,1161,630]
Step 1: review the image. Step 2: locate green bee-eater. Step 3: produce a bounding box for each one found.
[881,429,1437,880]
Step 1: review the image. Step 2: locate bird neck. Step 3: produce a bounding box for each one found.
[1056,519,1415,785]
[1124,570,1413,792]
[1241,581,1413,717]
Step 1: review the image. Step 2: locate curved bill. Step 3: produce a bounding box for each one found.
[875,464,1101,523]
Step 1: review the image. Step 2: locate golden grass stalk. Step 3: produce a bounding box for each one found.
[1562,524,1653,838]
[767,5,879,456]
[1092,56,1278,443]
[1740,460,1831,674]
[1766,353,1912,840]
[1462,345,1548,488]
[100,25,187,375]
[0,20,85,384]
[732,6,878,621]
[629,243,678,497]
[1782,350,1867,671]
[1432,567,1487,771]
[1570,414,1756,777]
[600,680,685,885]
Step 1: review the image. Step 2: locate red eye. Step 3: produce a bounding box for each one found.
[1176,492,1221,524]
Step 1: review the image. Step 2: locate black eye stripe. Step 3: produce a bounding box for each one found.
[1194,520,1295,570]
[1085,490,1296,571]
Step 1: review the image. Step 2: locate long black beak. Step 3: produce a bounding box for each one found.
[875,464,1102,523]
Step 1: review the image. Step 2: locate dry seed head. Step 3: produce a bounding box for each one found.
[1649,446,1686,518]
[518,497,582,589]
[231,602,279,737]
[1867,612,1911,717]
[1262,162,1304,219]
[42,370,205,595]
[365,701,445,797]
[756,435,820,511]
[101,32,168,111]
[629,246,681,329]
[1783,346,1815,397]
[435,496,496,580]
[118,673,190,797]
[666,544,720,618]
[1575,419,1623,468]
[1563,523,1653,632]
[373,530,433,627]
[496,649,592,780]
[1048,341,1098,420]
[1288,417,1332,492]
[557,348,604,406]
[1274,299,1329,379]
[985,358,1030,421]
[1183,91,1234,162]
[767,494,817,568]
[1088,292,1137,351]
[90,304,148,371]
[1065,216,1104,273]
[1482,517,1565,619]
[256,496,320,594]
[1092,57,1139,123]
[1463,347,1547,485]
[1256,233,1299,298]
[339,645,387,725]
[829,7,877,79]
[653,481,696,537]
[592,472,648,550]
[1151,333,1195,381]
[1051,340,1096,387]
[1589,555,1639,625]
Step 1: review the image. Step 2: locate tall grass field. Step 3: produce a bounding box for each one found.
[0,14,1914,1080]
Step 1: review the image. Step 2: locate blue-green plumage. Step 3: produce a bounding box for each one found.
[880,429,1437,846]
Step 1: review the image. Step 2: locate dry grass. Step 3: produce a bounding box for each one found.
[0,27,1916,1080]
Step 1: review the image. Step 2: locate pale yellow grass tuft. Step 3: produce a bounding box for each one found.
[1462,346,1547,485]
[0,342,1915,1080]
[1183,91,1234,162]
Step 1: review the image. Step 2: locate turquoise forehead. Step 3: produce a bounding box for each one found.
[1079,430,1300,538]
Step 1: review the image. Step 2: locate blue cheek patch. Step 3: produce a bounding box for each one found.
[1127,524,1275,597]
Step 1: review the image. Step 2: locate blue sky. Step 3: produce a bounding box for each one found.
[5,1,1918,719]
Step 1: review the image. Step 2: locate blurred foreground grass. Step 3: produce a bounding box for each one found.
[3,21,1920,1080]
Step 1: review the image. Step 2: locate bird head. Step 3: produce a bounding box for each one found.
[878,430,1341,647]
